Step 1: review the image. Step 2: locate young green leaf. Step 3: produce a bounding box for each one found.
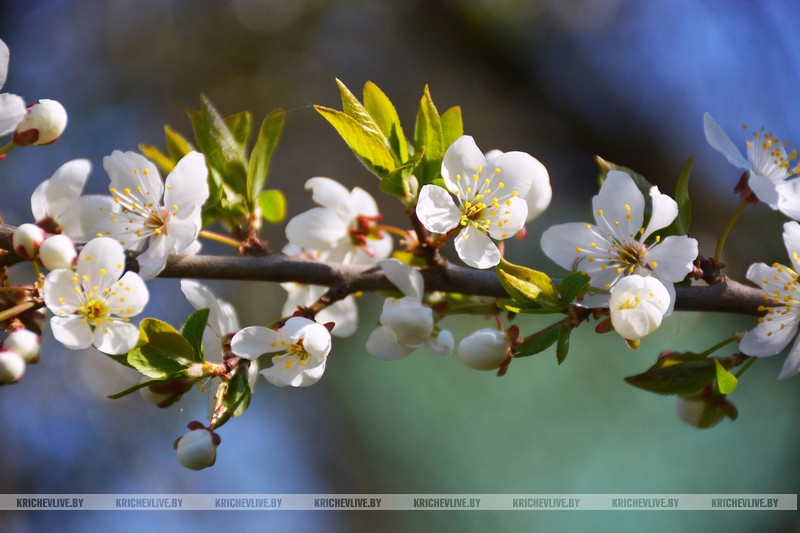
[440,106,463,149]
[625,356,716,395]
[514,325,561,357]
[363,81,408,163]
[556,326,571,365]
[138,143,175,174]
[182,308,210,361]
[224,111,253,149]
[258,188,287,223]
[557,271,591,303]
[413,85,445,185]
[315,105,396,179]
[107,375,185,400]
[336,78,384,139]
[246,108,285,207]
[380,147,425,198]
[714,359,738,394]
[164,125,195,161]
[213,368,252,429]
[127,318,202,379]
[671,156,694,235]
[497,257,558,303]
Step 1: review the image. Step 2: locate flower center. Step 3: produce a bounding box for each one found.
[273,340,309,370]
[79,298,109,324]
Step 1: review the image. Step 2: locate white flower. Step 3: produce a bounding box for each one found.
[280,243,358,338]
[485,148,552,223]
[704,112,800,218]
[457,328,509,370]
[38,235,76,270]
[94,150,209,280]
[43,237,149,354]
[285,177,392,264]
[180,280,239,359]
[415,135,544,269]
[541,170,698,314]
[13,99,67,146]
[230,317,331,387]
[0,39,26,137]
[608,275,670,341]
[365,259,453,360]
[739,221,800,379]
[0,349,26,385]
[175,425,219,470]
[30,159,115,239]
[10,223,45,260]
[2,328,40,363]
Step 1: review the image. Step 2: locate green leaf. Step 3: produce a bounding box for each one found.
[187,95,248,196]
[258,188,287,223]
[514,325,562,357]
[315,105,396,179]
[224,111,253,149]
[595,155,655,195]
[336,79,385,140]
[671,156,694,235]
[556,326,571,365]
[164,125,195,161]
[213,368,252,429]
[107,374,184,400]
[440,106,463,149]
[413,85,445,185]
[363,81,408,163]
[497,258,558,303]
[138,144,175,174]
[557,271,591,303]
[381,147,425,198]
[182,308,210,360]
[128,318,201,379]
[499,299,566,315]
[714,359,738,394]
[625,355,716,395]
[246,108,285,207]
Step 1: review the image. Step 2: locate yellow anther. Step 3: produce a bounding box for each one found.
[597,209,604,216]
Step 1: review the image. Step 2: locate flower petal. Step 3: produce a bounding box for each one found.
[454,224,501,269]
[305,177,353,219]
[380,296,433,346]
[77,237,126,293]
[317,296,358,338]
[641,186,678,241]
[426,329,454,357]
[0,39,9,88]
[181,280,225,336]
[524,156,552,221]
[776,180,800,221]
[485,195,528,240]
[50,315,94,350]
[166,214,201,252]
[349,186,380,217]
[441,135,485,197]
[31,159,91,222]
[281,317,331,359]
[782,221,800,262]
[748,172,780,208]
[415,184,460,235]
[0,93,25,137]
[231,326,283,359]
[285,207,348,251]
[592,171,644,244]
[541,222,610,272]
[739,317,798,357]
[487,150,540,200]
[703,113,751,170]
[103,150,164,202]
[644,236,698,282]
[60,195,117,241]
[163,152,209,212]
[778,334,800,380]
[366,325,416,361]
[93,319,140,355]
[43,269,83,315]
[135,234,174,280]
[379,258,423,301]
[106,271,149,317]
[261,357,326,387]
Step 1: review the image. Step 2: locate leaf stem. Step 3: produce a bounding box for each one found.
[0,142,16,156]
[714,201,748,261]
[199,229,242,249]
[733,356,757,378]
[698,335,737,358]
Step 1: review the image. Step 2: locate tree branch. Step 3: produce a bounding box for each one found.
[0,224,768,315]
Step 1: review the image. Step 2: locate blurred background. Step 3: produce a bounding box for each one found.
[1,0,799,531]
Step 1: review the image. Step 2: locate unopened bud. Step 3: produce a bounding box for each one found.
[2,329,40,363]
[13,99,67,146]
[0,349,26,385]
[675,394,725,429]
[38,234,76,270]
[174,424,220,471]
[11,223,46,260]
[139,377,193,408]
[457,328,509,370]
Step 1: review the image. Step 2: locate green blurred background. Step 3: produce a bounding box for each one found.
[0,1,798,531]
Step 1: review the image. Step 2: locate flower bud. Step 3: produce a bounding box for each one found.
[457,328,509,370]
[0,349,26,385]
[675,394,725,429]
[2,329,40,363]
[38,234,76,270]
[13,99,67,146]
[609,275,670,341]
[174,424,220,471]
[379,297,433,346]
[139,377,193,408]
[10,223,46,260]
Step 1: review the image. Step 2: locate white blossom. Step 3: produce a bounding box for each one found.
[96,150,209,280]
[285,177,392,265]
[541,170,698,314]
[38,235,76,271]
[175,426,219,470]
[231,317,331,387]
[416,135,545,269]
[484,148,552,223]
[365,259,453,360]
[704,112,800,218]
[10,223,45,260]
[13,99,67,146]
[457,328,509,370]
[43,237,149,355]
[0,39,26,137]
[739,221,800,379]
[608,275,670,341]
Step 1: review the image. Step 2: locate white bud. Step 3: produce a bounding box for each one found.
[13,99,67,146]
[38,234,76,270]
[379,297,433,346]
[426,329,454,357]
[2,329,40,363]
[0,349,26,385]
[175,428,218,470]
[609,275,670,341]
[457,328,508,370]
[11,223,46,260]
[676,396,724,429]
